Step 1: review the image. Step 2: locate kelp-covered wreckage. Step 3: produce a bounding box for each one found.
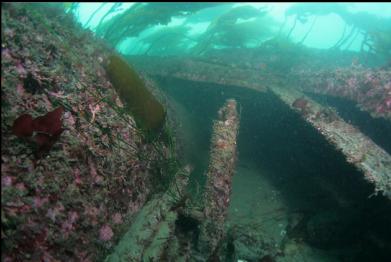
[1,3,391,262]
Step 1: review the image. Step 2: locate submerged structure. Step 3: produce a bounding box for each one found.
[128,52,391,200]
[2,2,391,262]
[105,99,240,261]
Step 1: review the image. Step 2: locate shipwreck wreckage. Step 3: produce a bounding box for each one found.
[127,53,391,200]
[2,3,390,261]
[104,49,391,261]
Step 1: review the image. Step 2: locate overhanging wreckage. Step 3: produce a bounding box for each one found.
[127,54,391,200]
[105,99,240,261]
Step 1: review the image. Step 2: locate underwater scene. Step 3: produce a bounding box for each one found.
[2,2,391,262]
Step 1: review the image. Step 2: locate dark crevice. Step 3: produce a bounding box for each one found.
[306,92,391,154]
[153,76,391,261]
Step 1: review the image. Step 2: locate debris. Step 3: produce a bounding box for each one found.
[198,99,240,259]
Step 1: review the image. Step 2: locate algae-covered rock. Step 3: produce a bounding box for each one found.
[105,54,166,134]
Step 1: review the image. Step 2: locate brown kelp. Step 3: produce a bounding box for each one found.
[105,54,166,136]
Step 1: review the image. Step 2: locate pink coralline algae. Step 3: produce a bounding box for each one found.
[46,203,65,223]
[33,196,49,209]
[112,213,123,225]
[84,205,100,226]
[2,4,154,260]
[15,182,26,191]
[61,211,79,238]
[385,97,391,108]
[294,67,391,119]
[99,225,114,241]
[15,61,27,76]
[73,168,83,186]
[2,48,13,60]
[2,176,13,187]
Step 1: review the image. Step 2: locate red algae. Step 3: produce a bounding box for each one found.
[32,106,64,135]
[12,114,34,137]
[12,106,65,158]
